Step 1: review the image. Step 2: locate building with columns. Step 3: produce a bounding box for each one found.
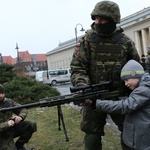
[46,6,150,70]
[120,6,150,57]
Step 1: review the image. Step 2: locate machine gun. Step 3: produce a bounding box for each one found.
[0,82,111,142]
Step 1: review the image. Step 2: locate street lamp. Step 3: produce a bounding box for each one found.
[75,23,85,44]
[0,53,2,64]
[15,43,19,63]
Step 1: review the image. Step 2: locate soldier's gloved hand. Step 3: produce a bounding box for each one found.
[80,99,93,106]
[84,99,93,105]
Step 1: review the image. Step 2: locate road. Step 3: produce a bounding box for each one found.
[54,83,119,132]
[54,82,72,95]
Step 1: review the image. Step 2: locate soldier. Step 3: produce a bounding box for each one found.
[0,84,37,150]
[145,46,150,73]
[70,1,140,150]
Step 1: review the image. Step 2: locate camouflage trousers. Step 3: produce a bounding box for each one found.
[80,106,130,150]
[0,120,37,150]
[0,134,16,150]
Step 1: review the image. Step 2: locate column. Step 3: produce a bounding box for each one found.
[134,31,142,57]
[148,27,150,46]
[141,28,147,55]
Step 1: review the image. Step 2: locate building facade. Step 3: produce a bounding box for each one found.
[120,6,150,57]
[46,6,150,70]
[46,39,76,70]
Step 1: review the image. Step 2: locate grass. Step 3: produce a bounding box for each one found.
[24,105,121,150]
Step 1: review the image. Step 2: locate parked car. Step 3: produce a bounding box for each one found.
[43,68,71,86]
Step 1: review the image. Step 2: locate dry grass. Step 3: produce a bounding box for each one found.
[25,105,121,150]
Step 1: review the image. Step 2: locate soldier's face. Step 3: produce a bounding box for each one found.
[0,93,5,101]
[95,16,109,24]
[124,78,140,90]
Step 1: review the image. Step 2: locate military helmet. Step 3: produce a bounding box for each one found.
[0,84,5,93]
[91,1,121,23]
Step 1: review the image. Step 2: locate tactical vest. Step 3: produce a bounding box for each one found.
[87,32,130,98]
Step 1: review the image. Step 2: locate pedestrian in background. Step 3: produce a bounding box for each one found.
[145,46,150,73]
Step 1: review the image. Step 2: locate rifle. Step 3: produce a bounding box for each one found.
[0,81,110,141]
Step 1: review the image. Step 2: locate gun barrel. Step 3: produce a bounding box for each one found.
[0,102,40,112]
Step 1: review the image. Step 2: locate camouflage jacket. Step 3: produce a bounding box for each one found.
[70,23,140,98]
[0,97,27,132]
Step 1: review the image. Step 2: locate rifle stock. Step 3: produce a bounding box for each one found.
[0,82,111,112]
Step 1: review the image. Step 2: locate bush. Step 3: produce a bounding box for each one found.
[0,64,16,84]
[4,76,60,104]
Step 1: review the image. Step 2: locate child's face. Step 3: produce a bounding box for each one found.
[124,78,140,90]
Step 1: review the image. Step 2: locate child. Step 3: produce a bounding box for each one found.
[89,60,150,149]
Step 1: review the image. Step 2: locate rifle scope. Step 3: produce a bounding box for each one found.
[70,81,110,93]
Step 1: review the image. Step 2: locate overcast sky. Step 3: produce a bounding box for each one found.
[1,0,150,58]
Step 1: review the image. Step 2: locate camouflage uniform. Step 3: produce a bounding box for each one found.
[0,97,37,150]
[70,1,140,150]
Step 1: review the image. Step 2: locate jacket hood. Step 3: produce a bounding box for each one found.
[139,73,150,87]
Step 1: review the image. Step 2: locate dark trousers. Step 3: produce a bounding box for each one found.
[13,120,37,149]
[80,106,130,150]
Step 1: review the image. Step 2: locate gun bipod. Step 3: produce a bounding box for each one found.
[57,105,69,142]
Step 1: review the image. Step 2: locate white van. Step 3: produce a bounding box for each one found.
[43,68,71,86]
[35,71,47,82]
